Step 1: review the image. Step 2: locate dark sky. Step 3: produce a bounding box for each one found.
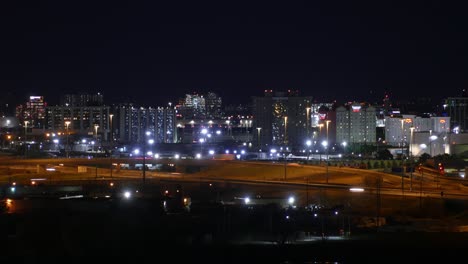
[1,0,467,107]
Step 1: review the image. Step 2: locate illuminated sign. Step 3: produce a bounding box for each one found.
[319,113,327,120]
[440,120,446,124]
[351,106,361,112]
[405,118,412,123]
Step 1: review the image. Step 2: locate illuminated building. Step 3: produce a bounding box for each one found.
[335,102,376,145]
[118,105,177,144]
[176,92,222,120]
[15,96,47,128]
[60,93,104,107]
[45,105,111,140]
[253,90,313,150]
[444,96,468,132]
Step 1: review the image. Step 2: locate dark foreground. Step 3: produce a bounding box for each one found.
[1,198,468,263]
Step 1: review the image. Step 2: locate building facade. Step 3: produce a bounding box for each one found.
[16,96,47,129]
[118,105,177,144]
[253,90,313,151]
[444,97,468,132]
[335,102,376,146]
[45,105,111,140]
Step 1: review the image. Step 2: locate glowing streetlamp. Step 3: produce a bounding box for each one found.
[284,116,288,145]
[306,107,311,138]
[429,134,438,157]
[325,120,331,184]
[109,114,114,143]
[400,119,405,195]
[256,127,262,149]
[200,128,208,155]
[93,124,99,153]
[24,121,29,158]
[142,131,154,184]
[94,124,99,139]
[65,121,71,158]
[306,140,312,160]
[409,125,415,191]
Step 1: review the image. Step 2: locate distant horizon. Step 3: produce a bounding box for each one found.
[4,87,456,110]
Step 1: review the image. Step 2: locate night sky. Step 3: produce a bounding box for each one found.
[1,0,467,107]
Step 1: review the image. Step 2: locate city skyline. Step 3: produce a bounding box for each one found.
[1,1,467,107]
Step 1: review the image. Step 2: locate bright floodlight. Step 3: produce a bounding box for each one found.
[148,139,154,144]
[430,135,438,141]
[199,138,205,143]
[147,151,153,156]
[209,150,215,155]
[288,196,295,205]
[146,131,151,136]
[174,154,180,159]
[196,153,201,159]
[154,153,160,159]
[225,150,229,154]
[321,141,328,147]
[244,197,250,204]
[82,139,87,143]
[306,140,312,146]
[124,191,131,199]
[53,139,59,143]
[241,150,245,154]
[216,130,221,135]
[201,128,208,135]
[270,148,277,153]
[350,187,365,192]
[133,149,140,155]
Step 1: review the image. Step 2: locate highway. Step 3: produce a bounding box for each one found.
[1,156,467,201]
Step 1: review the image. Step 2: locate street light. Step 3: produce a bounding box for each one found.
[109,114,114,178]
[284,116,288,145]
[24,120,29,158]
[400,119,404,195]
[410,126,415,191]
[226,120,231,136]
[94,124,99,139]
[325,120,331,184]
[109,114,114,143]
[142,131,153,184]
[200,128,208,155]
[318,124,324,162]
[306,107,311,138]
[306,140,312,161]
[429,134,438,157]
[94,124,99,153]
[256,127,262,150]
[65,121,71,158]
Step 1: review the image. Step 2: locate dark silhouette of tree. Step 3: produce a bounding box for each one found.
[376,149,393,160]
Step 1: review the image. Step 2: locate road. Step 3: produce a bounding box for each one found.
[1,156,467,201]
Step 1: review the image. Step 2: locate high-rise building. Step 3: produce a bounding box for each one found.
[335,102,376,146]
[176,92,222,120]
[45,105,111,140]
[385,115,450,157]
[16,96,47,128]
[443,97,468,132]
[205,92,222,119]
[253,90,313,150]
[118,105,177,144]
[60,93,104,107]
